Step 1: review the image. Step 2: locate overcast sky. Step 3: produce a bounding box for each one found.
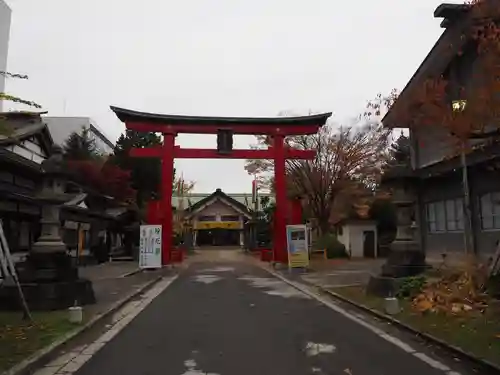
[4,0,451,193]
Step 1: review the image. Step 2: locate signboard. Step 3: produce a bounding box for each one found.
[194,221,242,230]
[286,224,309,268]
[139,225,162,269]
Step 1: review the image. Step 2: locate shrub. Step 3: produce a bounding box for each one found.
[314,233,349,259]
[396,275,426,299]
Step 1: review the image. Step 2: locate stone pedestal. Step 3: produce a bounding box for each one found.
[366,275,404,298]
[381,248,427,278]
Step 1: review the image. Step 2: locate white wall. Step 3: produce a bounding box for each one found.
[43,117,114,154]
[338,223,378,258]
[0,0,11,111]
[337,226,350,254]
[349,224,378,258]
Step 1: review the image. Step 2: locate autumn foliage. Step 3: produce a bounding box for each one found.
[67,159,136,203]
[245,120,391,233]
[389,0,500,144]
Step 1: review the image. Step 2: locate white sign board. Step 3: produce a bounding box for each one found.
[139,225,162,269]
[286,224,309,268]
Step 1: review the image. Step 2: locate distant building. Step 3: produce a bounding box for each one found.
[0,0,11,111]
[43,117,115,155]
[172,189,274,247]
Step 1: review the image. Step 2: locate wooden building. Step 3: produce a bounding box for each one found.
[0,112,133,263]
[172,189,274,247]
[383,3,500,258]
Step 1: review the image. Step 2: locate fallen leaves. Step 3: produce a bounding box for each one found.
[411,261,490,315]
[0,312,76,372]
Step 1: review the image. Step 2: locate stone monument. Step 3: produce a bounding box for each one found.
[0,146,96,310]
[367,136,427,296]
[380,165,425,278]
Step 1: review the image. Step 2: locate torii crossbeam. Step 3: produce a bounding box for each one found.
[111,106,331,265]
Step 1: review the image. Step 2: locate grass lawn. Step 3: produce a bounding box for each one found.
[0,311,78,372]
[330,285,500,366]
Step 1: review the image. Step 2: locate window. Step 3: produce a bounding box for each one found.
[445,198,464,231]
[427,203,437,232]
[22,140,44,155]
[436,201,446,232]
[426,198,464,233]
[480,192,500,230]
[446,200,456,231]
[8,142,46,164]
[198,215,216,222]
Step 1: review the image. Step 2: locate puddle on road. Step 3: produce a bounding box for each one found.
[238,276,310,299]
[202,267,235,273]
[192,275,222,284]
[304,342,336,357]
[181,358,220,375]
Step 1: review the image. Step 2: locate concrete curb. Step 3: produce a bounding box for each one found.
[121,268,143,278]
[2,274,165,375]
[260,263,500,375]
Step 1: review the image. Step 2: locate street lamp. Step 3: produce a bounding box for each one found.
[451,99,474,255]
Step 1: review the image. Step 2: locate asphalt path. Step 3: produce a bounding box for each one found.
[74,260,466,375]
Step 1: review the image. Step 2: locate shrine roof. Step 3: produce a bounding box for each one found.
[110,106,332,128]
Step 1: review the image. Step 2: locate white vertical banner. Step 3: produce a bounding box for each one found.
[139,225,162,269]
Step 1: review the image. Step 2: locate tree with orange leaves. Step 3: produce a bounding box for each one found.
[245,115,391,234]
[390,0,500,143]
[67,159,136,203]
[384,0,500,255]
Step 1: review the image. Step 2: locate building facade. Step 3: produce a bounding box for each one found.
[383,3,500,258]
[43,117,114,155]
[0,112,130,264]
[0,0,11,111]
[173,189,274,247]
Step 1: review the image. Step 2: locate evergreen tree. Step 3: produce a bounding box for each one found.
[112,130,169,207]
[388,132,411,166]
[63,127,98,160]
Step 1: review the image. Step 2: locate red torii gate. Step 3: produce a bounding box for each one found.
[111,106,331,265]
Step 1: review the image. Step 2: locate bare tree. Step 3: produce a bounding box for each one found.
[245,119,391,234]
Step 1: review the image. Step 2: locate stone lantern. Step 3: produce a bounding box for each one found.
[2,146,96,310]
[376,165,426,279]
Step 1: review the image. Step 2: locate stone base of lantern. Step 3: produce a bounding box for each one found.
[366,275,403,298]
[0,252,96,311]
[381,244,427,278]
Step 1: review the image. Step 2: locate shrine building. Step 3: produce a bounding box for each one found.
[172,188,273,247]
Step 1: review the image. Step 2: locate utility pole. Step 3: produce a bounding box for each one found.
[453,99,475,255]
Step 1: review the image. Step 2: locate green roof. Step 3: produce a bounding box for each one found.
[172,191,274,210]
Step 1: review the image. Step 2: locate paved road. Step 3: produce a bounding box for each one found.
[73,257,465,375]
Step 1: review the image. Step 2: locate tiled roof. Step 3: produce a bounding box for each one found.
[172,191,274,210]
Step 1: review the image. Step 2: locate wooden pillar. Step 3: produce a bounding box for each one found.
[273,134,288,264]
[161,133,175,265]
